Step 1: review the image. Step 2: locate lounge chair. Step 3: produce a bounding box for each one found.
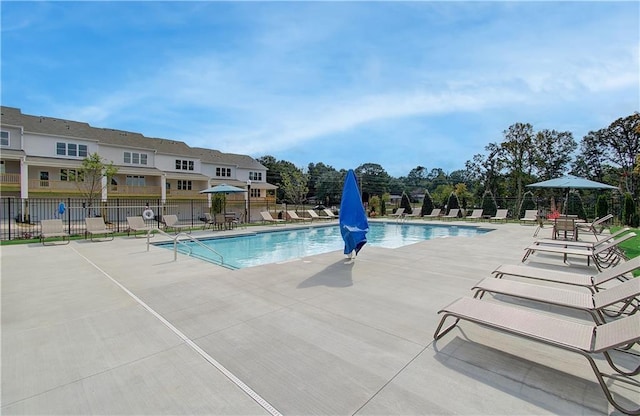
[201,213,219,230]
[287,210,310,223]
[389,208,405,220]
[472,275,640,324]
[489,209,508,222]
[40,219,70,245]
[465,209,483,221]
[576,214,614,239]
[423,208,441,219]
[126,216,154,237]
[433,297,640,415]
[85,217,114,241]
[162,214,191,234]
[521,232,635,270]
[322,209,338,219]
[260,211,285,225]
[441,208,460,221]
[307,210,331,221]
[493,255,640,294]
[403,209,422,220]
[520,209,538,225]
[532,227,631,250]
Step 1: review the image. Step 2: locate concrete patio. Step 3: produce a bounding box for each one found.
[1,219,637,415]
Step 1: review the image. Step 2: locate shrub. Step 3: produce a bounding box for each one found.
[595,195,609,220]
[519,191,537,218]
[621,192,638,226]
[481,191,497,217]
[446,192,460,214]
[421,191,434,216]
[400,192,413,214]
[566,191,587,220]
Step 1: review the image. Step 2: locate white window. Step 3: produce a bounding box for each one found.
[126,175,146,187]
[56,142,66,155]
[175,159,194,171]
[67,143,77,157]
[56,142,87,157]
[78,144,88,157]
[140,154,147,165]
[216,167,231,177]
[124,152,148,165]
[124,152,131,163]
[249,171,262,181]
[0,131,9,146]
[250,188,260,198]
[177,180,192,190]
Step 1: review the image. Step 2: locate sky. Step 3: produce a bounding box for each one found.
[1,1,638,178]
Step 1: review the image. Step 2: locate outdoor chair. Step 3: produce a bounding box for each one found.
[162,214,191,234]
[85,217,114,242]
[433,297,640,415]
[40,219,70,245]
[441,208,460,221]
[423,208,441,219]
[126,216,154,238]
[307,210,331,221]
[260,211,285,225]
[389,208,405,221]
[287,210,310,223]
[465,209,483,221]
[322,209,338,219]
[201,213,218,230]
[493,255,640,294]
[489,209,508,222]
[521,232,635,270]
[472,275,640,325]
[520,209,538,225]
[576,214,614,240]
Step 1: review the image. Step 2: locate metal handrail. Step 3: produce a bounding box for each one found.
[147,228,224,266]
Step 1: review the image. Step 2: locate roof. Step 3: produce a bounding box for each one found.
[0,106,266,169]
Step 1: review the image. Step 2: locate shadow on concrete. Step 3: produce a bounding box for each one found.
[297,259,355,288]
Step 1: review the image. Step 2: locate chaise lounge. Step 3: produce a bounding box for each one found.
[85,217,115,242]
[260,211,285,225]
[434,297,640,415]
[162,214,191,234]
[40,219,70,245]
[126,216,154,237]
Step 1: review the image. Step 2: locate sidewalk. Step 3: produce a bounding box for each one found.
[1,221,635,414]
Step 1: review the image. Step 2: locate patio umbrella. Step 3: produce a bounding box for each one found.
[339,169,369,258]
[527,175,618,214]
[199,183,246,216]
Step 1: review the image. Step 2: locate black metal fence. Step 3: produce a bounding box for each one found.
[0,195,629,241]
[0,197,274,241]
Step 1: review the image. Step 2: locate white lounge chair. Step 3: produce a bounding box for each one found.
[322,209,338,219]
[389,208,405,220]
[576,214,614,239]
[85,217,114,241]
[260,211,285,225]
[307,210,331,221]
[126,216,154,237]
[465,209,484,221]
[489,209,508,222]
[434,297,640,415]
[162,214,191,234]
[423,208,441,220]
[287,210,310,223]
[441,208,460,221]
[520,209,538,224]
[40,219,70,245]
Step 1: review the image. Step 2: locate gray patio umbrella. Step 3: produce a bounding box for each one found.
[527,175,618,214]
[199,183,246,215]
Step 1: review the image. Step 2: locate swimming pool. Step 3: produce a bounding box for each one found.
[157,222,490,269]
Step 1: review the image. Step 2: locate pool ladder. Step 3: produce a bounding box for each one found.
[146,228,224,266]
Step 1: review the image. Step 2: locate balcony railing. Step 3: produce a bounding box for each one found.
[109,185,162,195]
[0,173,20,184]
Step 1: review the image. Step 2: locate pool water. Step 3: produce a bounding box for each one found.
[158,222,489,269]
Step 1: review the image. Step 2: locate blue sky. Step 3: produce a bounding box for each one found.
[2,1,638,177]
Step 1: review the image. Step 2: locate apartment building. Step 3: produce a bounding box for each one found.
[0,106,276,205]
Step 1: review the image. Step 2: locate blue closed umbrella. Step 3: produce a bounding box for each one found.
[339,169,368,257]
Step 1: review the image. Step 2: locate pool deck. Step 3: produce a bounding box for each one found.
[1,219,637,415]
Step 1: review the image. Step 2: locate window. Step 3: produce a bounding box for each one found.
[56,142,88,157]
[216,167,231,177]
[61,169,77,181]
[249,171,262,181]
[40,171,49,187]
[177,180,192,190]
[250,188,260,198]
[0,131,9,146]
[175,159,194,171]
[124,151,147,165]
[126,175,146,187]
[0,160,5,174]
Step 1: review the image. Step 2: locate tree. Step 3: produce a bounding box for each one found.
[355,163,390,200]
[73,153,117,217]
[602,113,640,195]
[421,190,434,216]
[532,129,577,180]
[315,170,344,206]
[280,169,308,209]
[499,122,534,215]
[481,190,498,217]
[399,192,412,214]
[572,130,609,181]
[595,195,609,219]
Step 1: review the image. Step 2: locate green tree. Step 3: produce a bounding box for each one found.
[481,190,498,217]
[532,129,577,180]
[446,192,460,216]
[566,191,587,220]
[399,192,412,214]
[621,192,638,226]
[595,195,609,220]
[421,190,434,216]
[602,113,640,195]
[280,169,309,209]
[73,153,117,217]
[355,163,390,199]
[499,122,534,216]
